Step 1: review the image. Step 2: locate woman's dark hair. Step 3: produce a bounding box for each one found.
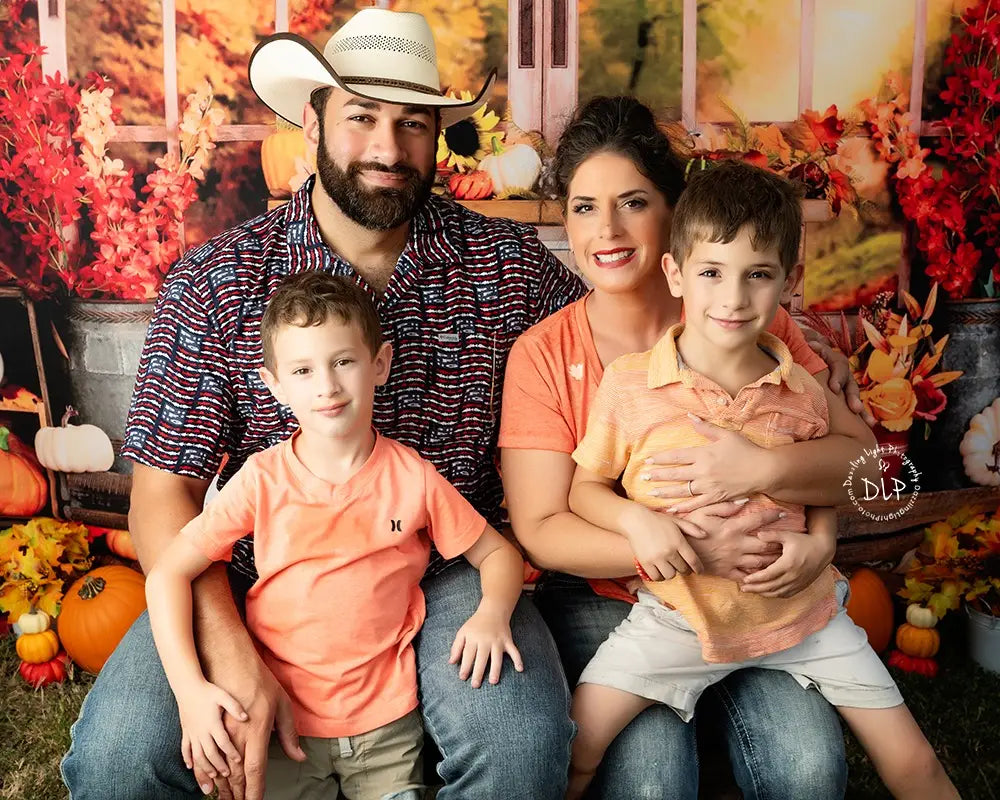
[548,96,687,208]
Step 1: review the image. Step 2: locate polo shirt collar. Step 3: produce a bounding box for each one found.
[648,323,805,393]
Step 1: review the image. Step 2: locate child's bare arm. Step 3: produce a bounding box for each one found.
[146,537,247,779]
[569,464,707,581]
[452,525,525,687]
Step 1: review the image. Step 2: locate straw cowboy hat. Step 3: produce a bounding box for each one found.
[249,8,496,129]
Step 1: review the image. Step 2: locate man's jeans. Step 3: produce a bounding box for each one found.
[60,562,574,800]
[534,576,849,800]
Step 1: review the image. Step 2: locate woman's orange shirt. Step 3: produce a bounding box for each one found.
[498,294,827,604]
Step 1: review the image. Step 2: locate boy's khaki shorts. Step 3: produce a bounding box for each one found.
[265,709,424,800]
[579,581,903,722]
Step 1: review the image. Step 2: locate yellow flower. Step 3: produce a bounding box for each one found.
[862,377,917,431]
[436,91,502,172]
[866,348,904,383]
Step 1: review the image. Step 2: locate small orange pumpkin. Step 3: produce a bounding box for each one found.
[57,566,146,674]
[845,568,894,653]
[261,129,308,198]
[0,426,47,516]
[448,170,493,200]
[16,629,60,664]
[895,623,940,658]
[105,528,138,561]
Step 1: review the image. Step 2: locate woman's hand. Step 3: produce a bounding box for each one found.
[449,609,524,688]
[683,502,785,581]
[638,416,769,512]
[739,529,835,598]
[623,504,707,581]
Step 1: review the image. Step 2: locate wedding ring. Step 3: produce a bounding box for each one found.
[687,480,694,497]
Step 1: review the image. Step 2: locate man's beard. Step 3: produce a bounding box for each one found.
[315,142,433,231]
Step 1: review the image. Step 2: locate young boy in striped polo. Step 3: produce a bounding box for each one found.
[565,162,957,800]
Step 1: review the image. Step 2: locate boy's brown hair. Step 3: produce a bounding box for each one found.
[669,160,804,273]
[261,272,383,370]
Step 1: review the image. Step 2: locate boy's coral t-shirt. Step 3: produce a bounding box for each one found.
[498,294,827,604]
[181,431,486,738]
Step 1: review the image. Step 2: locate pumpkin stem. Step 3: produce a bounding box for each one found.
[490,135,503,156]
[61,406,80,428]
[78,576,107,600]
[0,426,8,452]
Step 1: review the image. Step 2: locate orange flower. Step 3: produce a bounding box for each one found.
[862,377,917,431]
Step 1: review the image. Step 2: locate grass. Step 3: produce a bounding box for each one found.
[2,614,999,800]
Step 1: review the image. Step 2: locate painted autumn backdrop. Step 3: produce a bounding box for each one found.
[6,0,980,309]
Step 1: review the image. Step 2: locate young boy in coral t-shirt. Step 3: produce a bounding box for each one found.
[145,272,525,800]
[565,163,958,800]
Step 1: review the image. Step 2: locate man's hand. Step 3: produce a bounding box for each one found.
[199,652,306,800]
[682,502,785,582]
[638,417,767,512]
[801,328,875,426]
[739,528,835,598]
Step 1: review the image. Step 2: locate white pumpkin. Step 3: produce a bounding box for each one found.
[905,604,937,629]
[16,609,51,634]
[34,407,114,473]
[478,138,542,198]
[960,398,1000,486]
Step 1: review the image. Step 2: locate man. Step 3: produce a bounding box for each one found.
[61,9,580,800]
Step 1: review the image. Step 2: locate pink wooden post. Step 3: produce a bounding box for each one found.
[541,0,579,145]
[798,0,815,114]
[681,0,697,131]
[275,0,289,33]
[36,0,67,79]
[507,0,545,132]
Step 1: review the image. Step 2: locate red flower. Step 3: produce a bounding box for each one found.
[914,379,948,421]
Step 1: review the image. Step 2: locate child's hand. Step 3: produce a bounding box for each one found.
[448,609,524,688]
[176,680,249,782]
[740,529,834,597]
[625,504,707,581]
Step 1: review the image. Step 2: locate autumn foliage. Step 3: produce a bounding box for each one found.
[0,518,91,620]
[863,1,1000,299]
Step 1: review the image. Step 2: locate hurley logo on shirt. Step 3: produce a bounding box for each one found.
[390,519,403,532]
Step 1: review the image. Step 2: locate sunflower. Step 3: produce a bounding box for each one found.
[436,90,503,172]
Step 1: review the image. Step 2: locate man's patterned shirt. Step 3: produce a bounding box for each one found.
[122,176,585,591]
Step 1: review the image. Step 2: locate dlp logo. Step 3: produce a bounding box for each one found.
[391,519,402,532]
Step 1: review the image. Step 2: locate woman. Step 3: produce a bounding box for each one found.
[500,96,871,798]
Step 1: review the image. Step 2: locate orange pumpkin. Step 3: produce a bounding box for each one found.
[845,568,894,653]
[896,623,940,658]
[0,425,47,516]
[106,528,138,561]
[16,629,60,664]
[261,129,308,198]
[57,566,146,674]
[448,170,493,200]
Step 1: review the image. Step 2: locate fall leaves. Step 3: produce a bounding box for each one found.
[0,519,91,620]
[901,506,1000,619]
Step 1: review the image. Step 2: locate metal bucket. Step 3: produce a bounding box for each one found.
[65,300,152,474]
[967,605,1000,675]
[919,298,1000,489]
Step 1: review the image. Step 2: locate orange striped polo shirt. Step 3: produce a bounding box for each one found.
[572,324,837,663]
